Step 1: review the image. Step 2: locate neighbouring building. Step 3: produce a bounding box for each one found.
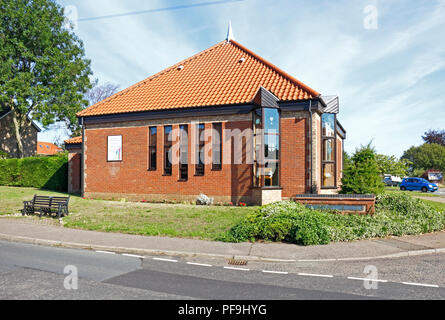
[0,108,41,158]
[67,37,349,206]
[37,141,63,156]
[423,170,444,185]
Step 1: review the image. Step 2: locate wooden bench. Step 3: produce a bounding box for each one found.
[22,195,70,218]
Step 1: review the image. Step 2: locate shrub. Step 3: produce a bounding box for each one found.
[341,143,385,195]
[0,154,68,191]
[0,150,9,159]
[226,194,445,246]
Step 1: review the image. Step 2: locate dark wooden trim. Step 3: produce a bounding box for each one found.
[278,99,324,113]
[65,143,82,150]
[80,104,254,125]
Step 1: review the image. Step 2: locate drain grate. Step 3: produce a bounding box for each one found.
[227,257,248,266]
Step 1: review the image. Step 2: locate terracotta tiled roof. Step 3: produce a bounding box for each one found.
[37,142,63,155]
[64,136,82,145]
[77,40,320,117]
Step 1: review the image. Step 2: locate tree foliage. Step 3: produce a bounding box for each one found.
[422,129,445,146]
[402,143,445,173]
[375,154,410,177]
[340,143,385,195]
[0,0,92,157]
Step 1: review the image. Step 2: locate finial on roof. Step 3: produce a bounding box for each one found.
[226,21,235,43]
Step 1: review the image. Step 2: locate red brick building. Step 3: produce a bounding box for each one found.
[66,39,346,205]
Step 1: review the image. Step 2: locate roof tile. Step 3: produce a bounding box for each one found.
[77,40,319,117]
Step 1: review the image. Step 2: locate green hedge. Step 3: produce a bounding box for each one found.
[0,154,68,191]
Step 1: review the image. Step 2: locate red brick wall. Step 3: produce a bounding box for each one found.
[84,120,253,202]
[68,152,81,193]
[82,114,337,202]
[281,117,307,197]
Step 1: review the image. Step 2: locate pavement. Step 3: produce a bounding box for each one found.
[0,217,444,262]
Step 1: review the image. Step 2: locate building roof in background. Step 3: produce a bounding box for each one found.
[77,40,320,118]
[37,142,62,155]
[64,136,82,145]
[0,108,41,132]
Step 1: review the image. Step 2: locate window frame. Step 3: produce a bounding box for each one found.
[179,124,188,181]
[195,123,205,176]
[163,125,173,176]
[148,126,157,171]
[211,122,223,171]
[253,107,281,189]
[321,113,337,189]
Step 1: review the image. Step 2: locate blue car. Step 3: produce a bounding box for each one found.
[400,178,438,193]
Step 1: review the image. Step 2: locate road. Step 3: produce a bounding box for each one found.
[0,240,444,300]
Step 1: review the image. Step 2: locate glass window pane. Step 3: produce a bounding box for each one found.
[264,162,279,187]
[254,109,262,133]
[322,113,335,137]
[323,139,334,161]
[265,135,279,160]
[322,163,335,187]
[264,108,279,134]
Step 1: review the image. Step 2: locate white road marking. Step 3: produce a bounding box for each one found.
[348,277,388,283]
[262,270,289,275]
[96,251,115,255]
[187,262,213,267]
[122,254,144,259]
[401,282,439,288]
[153,257,178,263]
[224,266,250,271]
[298,273,334,278]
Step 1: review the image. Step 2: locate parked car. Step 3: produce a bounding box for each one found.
[400,178,438,193]
[383,175,402,187]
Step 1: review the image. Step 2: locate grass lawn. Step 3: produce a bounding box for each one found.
[422,199,445,212]
[384,186,440,198]
[0,186,257,240]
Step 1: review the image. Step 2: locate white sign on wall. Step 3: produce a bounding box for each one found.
[107,136,122,161]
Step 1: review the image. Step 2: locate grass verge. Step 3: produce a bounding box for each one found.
[0,186,256,240]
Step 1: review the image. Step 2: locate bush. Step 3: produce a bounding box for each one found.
[0,150,9,159]
[341,143,385,195]
[0,154,68,191]
[226,194,445,246]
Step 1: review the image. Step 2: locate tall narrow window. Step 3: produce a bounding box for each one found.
[212,123,222,171]
[195,124,205,176]
[149,127,157,170]
[164,126,172,176]
[179,124,188,180]
[253,108,280,188]
[322,113,336,188]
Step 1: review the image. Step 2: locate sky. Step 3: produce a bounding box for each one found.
[39,0,445,157]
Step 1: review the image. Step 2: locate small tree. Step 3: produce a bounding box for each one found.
[375,154,410,177]
[341,143,385,195]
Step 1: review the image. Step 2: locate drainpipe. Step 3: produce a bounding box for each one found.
[308,101,313,194]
